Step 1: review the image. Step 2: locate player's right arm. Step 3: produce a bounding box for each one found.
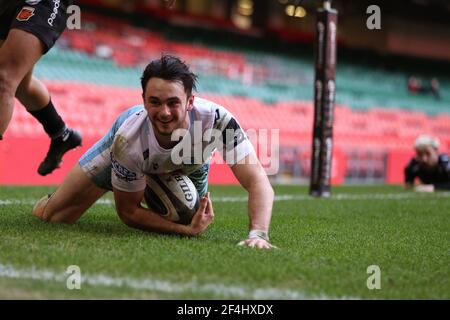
[113,188,213,236]
[109,132,213,236]
[404,158,418,189]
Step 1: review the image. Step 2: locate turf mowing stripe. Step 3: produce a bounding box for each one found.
[0,263,354,299]
[1,192,450,206]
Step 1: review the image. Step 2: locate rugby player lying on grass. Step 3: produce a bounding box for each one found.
[33,55,276,249]
[404,134,450,192]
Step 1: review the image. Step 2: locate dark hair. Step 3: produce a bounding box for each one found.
[141,54,198,97]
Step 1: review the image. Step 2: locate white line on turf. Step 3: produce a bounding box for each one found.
[0,263,354,299]
[1,192,450,206]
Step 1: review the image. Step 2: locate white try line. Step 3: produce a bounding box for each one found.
[1,192,450,206]
[0,263,354,300]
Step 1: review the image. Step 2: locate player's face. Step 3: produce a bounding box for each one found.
[415,146,439,168]
[143,78,193,138]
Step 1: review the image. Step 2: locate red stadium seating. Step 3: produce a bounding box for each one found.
[8,82,446,153]
[60,13,252,81]
[2,81,449,185]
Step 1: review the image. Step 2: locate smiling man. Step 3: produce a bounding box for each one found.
[32,55,276,249]
[404,134,450,192]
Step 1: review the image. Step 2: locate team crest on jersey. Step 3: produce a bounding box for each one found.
[16,7,35,21]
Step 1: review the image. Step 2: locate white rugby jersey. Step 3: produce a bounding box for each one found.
[110,97,254,192]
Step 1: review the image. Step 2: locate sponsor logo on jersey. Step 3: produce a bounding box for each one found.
[110,153,137,182]
[16,7,35,21]
[47,0,61,27]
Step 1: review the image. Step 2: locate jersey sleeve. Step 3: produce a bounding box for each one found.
[213,106,254,166]
[110,135,146,192]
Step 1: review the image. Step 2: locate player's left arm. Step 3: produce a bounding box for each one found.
[231,151,276,249]
[434,156,450,190]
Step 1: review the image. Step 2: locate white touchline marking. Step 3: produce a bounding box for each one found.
[1,192,450,206]
[0,263,356,300]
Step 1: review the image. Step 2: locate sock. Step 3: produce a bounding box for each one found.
[28,100,67,139]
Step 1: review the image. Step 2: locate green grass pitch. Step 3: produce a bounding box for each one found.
[0,185,448,299]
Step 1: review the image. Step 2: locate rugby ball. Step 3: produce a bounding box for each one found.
[144,173,200,225]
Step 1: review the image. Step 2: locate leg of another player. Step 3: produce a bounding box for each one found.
[0,29,81,174]
[33,163,107,224]
[16,69,50,111]
[0,29,44,138]
[16,68,83,175]
[17,68,83,177]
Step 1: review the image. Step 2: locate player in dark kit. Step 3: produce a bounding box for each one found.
[404,135,450,192]
[0,0,82,175]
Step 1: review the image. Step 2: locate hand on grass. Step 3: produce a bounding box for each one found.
[414,184,435,193]
[237,237,277,249]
